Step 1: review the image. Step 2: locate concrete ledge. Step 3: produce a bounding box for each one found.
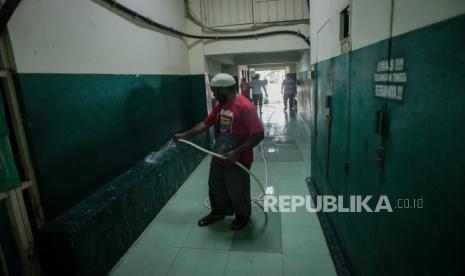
[39,134,208,276]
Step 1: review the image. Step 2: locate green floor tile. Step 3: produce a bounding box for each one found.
[170,186,208,205]
[167,248,229,276]
[283,252,337,276]
[276,180,310,194]
[251,182,268,196]
[270,171,306,183]
[136,222,193,248]
[258,143,303,162]
[251,205,282,228]
[263,136,297,144]
[251,165,307,195]
[282,227,329,255]
[110,244,179,276]
[155,202,208,224]
[182,222,235,250]
[231,225,282,253]
[180,162,211,191]
[281,206,321,228]
[179,181,208,194]
[296,140,311,153]
[179,175,209,191]
[224,251,283,276]
[267,163,307,181]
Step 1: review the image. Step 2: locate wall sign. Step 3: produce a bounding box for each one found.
[374,58,407,101]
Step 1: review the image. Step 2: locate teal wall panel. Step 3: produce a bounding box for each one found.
[325,54,351,268]
[15,74,207,219]
[327,54,349,195]
[342,40,390,276]
[311,14,465,276]
[376,14,465,276]
[313,61,331,189]
[0,90,21,192]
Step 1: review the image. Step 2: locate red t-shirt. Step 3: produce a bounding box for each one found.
[204,95,264,165]
[240,82,251,99]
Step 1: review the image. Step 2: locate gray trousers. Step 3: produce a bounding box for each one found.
[283,93,295,109]
[208,161,251,220]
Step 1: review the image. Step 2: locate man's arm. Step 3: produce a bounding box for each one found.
[173,121,209,140]
[225,132,264,163]
[262,82,268,97]
[175,104,219,140]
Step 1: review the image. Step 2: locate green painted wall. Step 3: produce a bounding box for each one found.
[14,74,208,219]
[308,14,465,275]
[39,134,208,276]
[0,89,21,192]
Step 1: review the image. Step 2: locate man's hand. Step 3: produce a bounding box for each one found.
[173,133,187,141]
[172,122,209,141]
[224,150,240,163]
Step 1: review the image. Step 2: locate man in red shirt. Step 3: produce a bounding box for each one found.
[174,73,264,230]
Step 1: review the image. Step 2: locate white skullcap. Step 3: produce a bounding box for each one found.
[210,73,236,87]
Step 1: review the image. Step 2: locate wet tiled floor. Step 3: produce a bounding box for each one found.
[110,87,336,276]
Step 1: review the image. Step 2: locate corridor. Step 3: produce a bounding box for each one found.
[110,99,336,276]
[1,0,464,275]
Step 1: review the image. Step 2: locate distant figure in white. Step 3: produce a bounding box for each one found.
[281,73,297,112]
[250,74,268,113]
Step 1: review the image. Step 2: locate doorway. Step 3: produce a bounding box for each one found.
[250,69,286,104]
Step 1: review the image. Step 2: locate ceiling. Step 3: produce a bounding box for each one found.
[206,49,307,66]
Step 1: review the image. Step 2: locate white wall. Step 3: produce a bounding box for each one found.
[8,0,190,74]
[392,0,465,36]
[350,0,391,50]
[205,57,222,75]
[222,65,238,77]
[186,5,206,75]
[297,49,311,72]
[310,0,465,64]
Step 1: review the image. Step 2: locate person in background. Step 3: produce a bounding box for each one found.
[263,77,269,104]
[281,73,297,112]
[250,74,268,113]
[173,73,264,230]
[240,77,251,101]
